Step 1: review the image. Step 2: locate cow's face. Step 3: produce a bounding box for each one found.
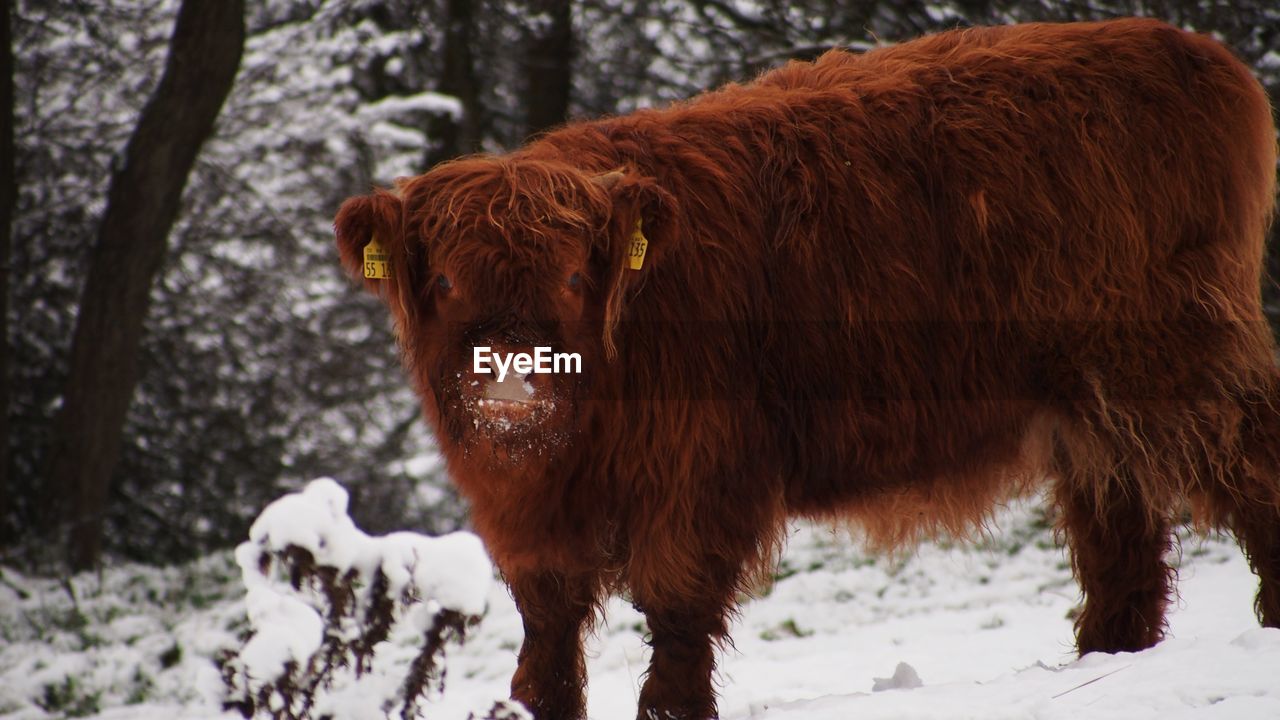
[335,157,675,466]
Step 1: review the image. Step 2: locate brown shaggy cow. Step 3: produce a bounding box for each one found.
[335,18,1279,720]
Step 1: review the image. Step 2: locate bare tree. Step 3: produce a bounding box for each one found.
[425,0,484,166]
[0,0,14,546]
[522,0,574,138]
[44,0,245,570]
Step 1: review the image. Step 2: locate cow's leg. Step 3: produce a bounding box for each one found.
[628,507,777,720]
[1056,471,1173,654]
[632,573,735,720]
[508,570,600,720]
[1212,391,1280,627]
[1224,491,1280,627]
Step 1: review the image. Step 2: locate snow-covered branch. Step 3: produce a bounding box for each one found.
[219,479,493,720]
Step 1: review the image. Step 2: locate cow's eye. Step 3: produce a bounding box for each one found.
[436,274,453,291]
[567,272,582,289]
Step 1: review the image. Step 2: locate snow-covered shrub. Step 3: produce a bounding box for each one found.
[219,479,493,720]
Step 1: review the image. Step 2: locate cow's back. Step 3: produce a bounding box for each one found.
[754,18,1274,323]
[734,20,1278,526]
[527,18,1276,544]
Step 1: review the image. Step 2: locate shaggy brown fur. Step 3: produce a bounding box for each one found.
[335,19,1280,720]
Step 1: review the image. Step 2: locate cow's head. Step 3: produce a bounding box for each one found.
[335,156,676,465]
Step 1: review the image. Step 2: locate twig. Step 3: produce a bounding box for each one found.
[0,568,31,600]
[60,575,79,610]
[1051,664,1130,699]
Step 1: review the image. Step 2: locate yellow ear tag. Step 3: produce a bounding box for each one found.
[363,235,390,279]
[627,218,649,271]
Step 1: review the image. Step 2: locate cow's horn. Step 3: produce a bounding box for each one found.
[590,169,626,190]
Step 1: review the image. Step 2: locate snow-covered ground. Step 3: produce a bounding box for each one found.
[2,490,1278,720]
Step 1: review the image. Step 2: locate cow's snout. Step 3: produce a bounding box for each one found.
[464,340,562,428]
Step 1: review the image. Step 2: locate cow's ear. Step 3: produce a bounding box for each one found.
[593,169,678,273]
[335,188,420,325]
[335,189,401,292]
[589,169,679,359]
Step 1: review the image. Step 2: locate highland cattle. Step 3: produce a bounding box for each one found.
[336,18,1280,720]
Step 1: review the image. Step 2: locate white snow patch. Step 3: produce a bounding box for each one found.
[356,91,463,123]
[239,478,492,617]
[871,661,923,692]
[237,587,323,682]
[3,500,1278,720]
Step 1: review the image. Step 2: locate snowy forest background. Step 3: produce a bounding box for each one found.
[3,0,1280,574]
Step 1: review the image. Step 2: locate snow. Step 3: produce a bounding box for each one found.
[356,91,464,122]
[871,662,922,691]
[239,478,491,617]
[237,588,323,682]
[367,121,429,149]
[220,479,494,716]
[3,492,1279,720]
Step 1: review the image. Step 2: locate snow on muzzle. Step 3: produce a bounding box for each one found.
[463,343,582,429]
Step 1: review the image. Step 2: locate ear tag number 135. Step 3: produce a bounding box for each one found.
[628,219,648,271]
[364,235,390,279]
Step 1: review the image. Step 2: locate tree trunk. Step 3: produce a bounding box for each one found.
[522,0,574,139]
[0,1,13,544]
[424,0,482,167]
[45,0,245,570]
